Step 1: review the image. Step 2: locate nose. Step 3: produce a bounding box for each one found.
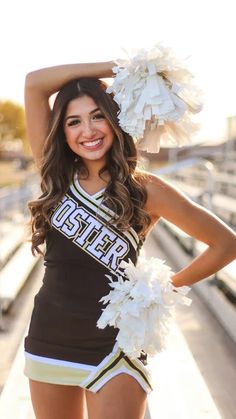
[82,121,96,138]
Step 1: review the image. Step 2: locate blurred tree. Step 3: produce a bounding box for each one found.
[0,100,30,155]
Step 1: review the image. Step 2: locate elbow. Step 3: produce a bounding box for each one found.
[25,70,44,91]
[218,233,236,263]
[227,235,236,259]
[25,71,37,90]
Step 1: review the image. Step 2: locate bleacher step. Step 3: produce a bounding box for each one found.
[0,242,39,312]
[153,222,236,345]
[0,225,27,267]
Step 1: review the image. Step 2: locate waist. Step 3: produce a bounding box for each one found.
[41,263,117,303]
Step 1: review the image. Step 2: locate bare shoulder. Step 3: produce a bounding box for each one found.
[137,169,236,247]
[138,169,191,217]
[138,169,180,191]
[141,170,174,189]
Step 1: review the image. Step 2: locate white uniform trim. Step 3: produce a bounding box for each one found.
[70,182,140,251]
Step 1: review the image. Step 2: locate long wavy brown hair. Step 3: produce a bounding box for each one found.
[28,77,152,256]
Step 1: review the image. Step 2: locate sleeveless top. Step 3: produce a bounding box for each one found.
[25,174,145,365]
[44,173,143,274]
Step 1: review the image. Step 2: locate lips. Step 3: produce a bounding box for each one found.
[81,138,103,150]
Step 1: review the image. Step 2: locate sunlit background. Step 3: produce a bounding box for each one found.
[0,3,236,417]
[0,0,236,144]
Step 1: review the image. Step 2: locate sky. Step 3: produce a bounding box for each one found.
[1,0,236,144]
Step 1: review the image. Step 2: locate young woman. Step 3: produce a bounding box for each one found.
[24,61,236,419]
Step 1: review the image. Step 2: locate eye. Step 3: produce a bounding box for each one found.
[67,119,80,127]
[92,113,105,121]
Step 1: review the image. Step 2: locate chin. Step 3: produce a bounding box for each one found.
[80,150,109,162]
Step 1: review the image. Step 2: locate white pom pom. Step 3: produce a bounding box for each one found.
[107,43,203,153]
[96,251,192,359]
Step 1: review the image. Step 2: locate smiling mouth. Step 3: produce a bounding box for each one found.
[81,138,103,149]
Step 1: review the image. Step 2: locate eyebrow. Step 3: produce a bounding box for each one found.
[65,107,100,121]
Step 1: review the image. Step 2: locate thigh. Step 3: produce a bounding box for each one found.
[86,373,147,419]
[29,379,87,419]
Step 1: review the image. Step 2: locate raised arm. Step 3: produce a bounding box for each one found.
[24,61,115,166]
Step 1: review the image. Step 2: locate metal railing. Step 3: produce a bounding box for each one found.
[0,173,39,222]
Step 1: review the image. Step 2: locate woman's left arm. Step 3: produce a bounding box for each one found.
[145,173,236,288]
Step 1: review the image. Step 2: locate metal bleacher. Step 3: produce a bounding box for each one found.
[0,180,40,328]
[153,156,236,345]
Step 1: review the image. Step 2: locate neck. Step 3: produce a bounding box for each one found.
[80,157,108,180]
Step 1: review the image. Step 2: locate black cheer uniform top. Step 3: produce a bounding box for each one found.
[24,174,145,366]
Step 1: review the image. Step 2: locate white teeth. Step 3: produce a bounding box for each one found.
[83,138,102,147]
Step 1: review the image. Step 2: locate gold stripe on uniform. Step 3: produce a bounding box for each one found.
[24,345,153,394]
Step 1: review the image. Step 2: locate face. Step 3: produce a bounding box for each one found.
[64,95,114,164]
